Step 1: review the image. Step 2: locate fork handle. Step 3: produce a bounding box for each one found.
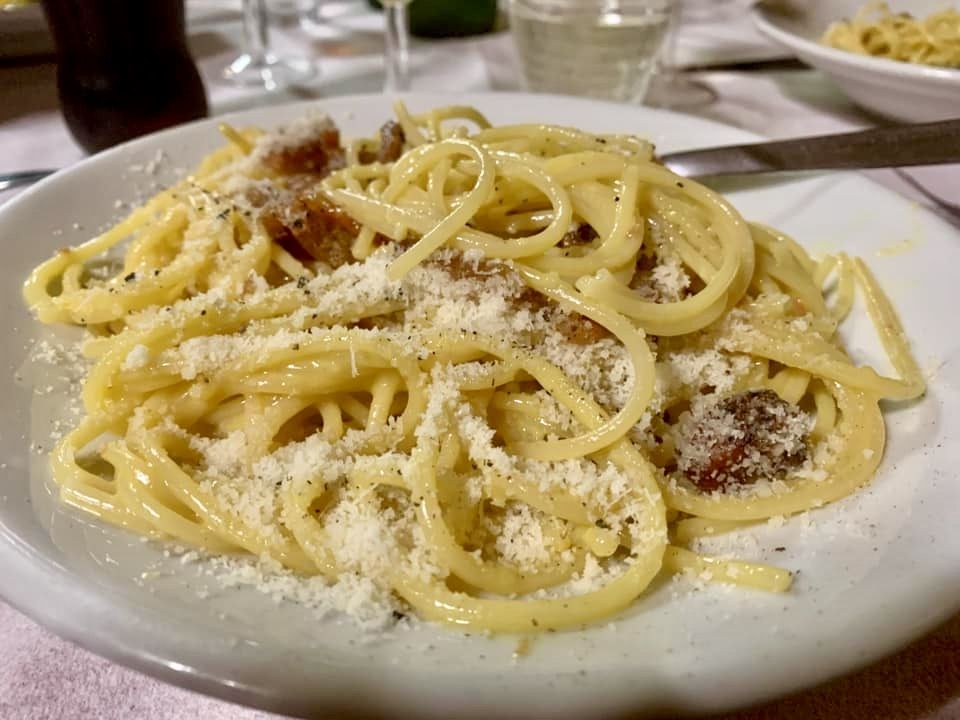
[659,119,960,177]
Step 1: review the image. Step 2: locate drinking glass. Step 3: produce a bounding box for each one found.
[381,0,412,92]
[509,0,673,104]
[645,0,725,109]
[224,0,316,90]
[266,0,313,21]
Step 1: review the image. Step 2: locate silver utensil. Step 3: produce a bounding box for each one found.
[0,169,56,192]
[660,118,960,177]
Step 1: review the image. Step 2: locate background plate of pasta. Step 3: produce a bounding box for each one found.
[753,0,960,122]
[2,92,959,719]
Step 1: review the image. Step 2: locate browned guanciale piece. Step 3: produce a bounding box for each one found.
[553,313,610,345]
[261,126,345,176]
[558,223,598,248]
[676,389,810,492]
[435,252,510,283]
[359,121,406,164]
[252,119,408,267]
[435,252,611,345]
[264,194,360,270]
[246,183,359,269]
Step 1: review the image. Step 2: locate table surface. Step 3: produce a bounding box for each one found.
[0,2,957,719]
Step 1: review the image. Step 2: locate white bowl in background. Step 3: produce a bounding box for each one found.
[752,0,960,122]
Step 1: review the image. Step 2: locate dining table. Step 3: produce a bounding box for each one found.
[0,1,957,718]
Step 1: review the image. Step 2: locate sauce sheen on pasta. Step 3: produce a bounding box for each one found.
[22,103,925,633]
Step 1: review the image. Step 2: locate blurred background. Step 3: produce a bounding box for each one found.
[1,0,955,208]
[1,0,780,141]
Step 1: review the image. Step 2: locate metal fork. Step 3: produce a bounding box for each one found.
[0,169,57,192]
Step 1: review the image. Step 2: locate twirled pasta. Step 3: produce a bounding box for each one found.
[822,1,960,68]
[23,103,924,633]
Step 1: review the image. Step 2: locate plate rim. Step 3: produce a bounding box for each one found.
[2,90,959,719]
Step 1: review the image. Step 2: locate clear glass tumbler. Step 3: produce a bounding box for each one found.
[509,0,674,104]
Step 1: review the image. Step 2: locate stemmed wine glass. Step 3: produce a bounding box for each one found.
[300,0,411,92]
[381,0,412,92]
[224,0,316,91]
[644,0,718,109]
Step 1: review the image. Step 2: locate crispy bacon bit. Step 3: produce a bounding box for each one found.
[249,119,408,268]
[434,253,611,345]
[629,249,657,283]
[245,180,361,269]
[263,194,359,270]
[558,223,598,248]
[358,121,406,164]
[554,313,610,345]
[244,186,271,208]
[261,128,345,176]
[431,251,541,309]
[676,389,809,493]
[251,185,395,270]
[435,253,509,282]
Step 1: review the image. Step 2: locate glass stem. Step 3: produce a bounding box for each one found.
[659,0,682,80]
[242,0,270,66]
[384,2,410,92]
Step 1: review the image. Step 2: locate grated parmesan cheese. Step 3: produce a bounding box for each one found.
[665,349,750,395]
[249,113,338,164]
[121,343,150,371]
[495,504,551,571]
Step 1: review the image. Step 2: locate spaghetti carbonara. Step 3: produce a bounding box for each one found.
[821,2,960,68]
[23,104,924,633]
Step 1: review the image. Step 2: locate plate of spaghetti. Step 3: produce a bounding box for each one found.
[2,93,958,718]
[754,0,960,122]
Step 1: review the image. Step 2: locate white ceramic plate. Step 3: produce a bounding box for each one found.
[1,93,959,719]
[752,0,960,122]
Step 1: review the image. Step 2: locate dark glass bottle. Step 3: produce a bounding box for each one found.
[368,0,498,38]
[40,0,208,153]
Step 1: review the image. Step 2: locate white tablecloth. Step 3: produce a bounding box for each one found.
[0,3,957,718]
